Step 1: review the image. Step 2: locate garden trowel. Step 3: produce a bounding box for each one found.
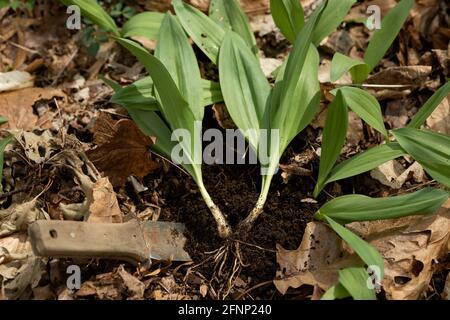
[29,219,191,265]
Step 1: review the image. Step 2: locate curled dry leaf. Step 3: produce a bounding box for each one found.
[348,199,450,300]
[366,66,432,86]
[426,94,450,135]
[87,113,160,187]
[87,177,123,224]
[0,87,65,130]
[370,160,426,189]
[274,222,357,295]
[275,200,450,299]
[212,103,236,129]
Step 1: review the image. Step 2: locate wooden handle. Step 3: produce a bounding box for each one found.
[29,220,149,265]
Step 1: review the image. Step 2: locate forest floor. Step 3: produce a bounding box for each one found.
[0,0,449,300]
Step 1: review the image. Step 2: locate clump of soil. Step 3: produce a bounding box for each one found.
[159,156,319,291]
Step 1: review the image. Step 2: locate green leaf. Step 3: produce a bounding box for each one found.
[270,0,304,44]
[364,0,414,72]
[314,90,348,197]
[309,0,357,46]
[321,283,351,300]
[173,0,225,64]
[110,77,158,111]
[393,128,450,187]
[201,80,223,106]
[330,53,370,83]
[326,143,406,184]
[408,81,450,129]
[219,32,271,151]
[156,13,203,121]
[121,12,164,41]
[115,37,199,178]
[59,0,119,35]
[0,135,13,183]
[334,86,387,137]
[323,216,384,278]
[126,109,174,159]
[209,0,258,56]
[0,116,8,125]
[274,8,323,151]
[338,268,376,300]
[316,187,448,223]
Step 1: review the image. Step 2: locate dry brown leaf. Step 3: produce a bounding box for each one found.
[274,222,356,294]
[426,94,450,135]
[0,71,34,92]
[370,160,426,189]
[87,177,123,224]
[367,66,432,86]
[117,265,145,300]
[349,199,450,300]
[87,114,160,187]
[275,200,450,299]
[140,0,269,14]
[0,87,65,130]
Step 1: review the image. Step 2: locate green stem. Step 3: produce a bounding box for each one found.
[197,181,232,239]
[238,173,274,232]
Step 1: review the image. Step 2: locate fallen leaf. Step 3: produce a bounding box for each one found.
[260,57,282,78]
[0,87,65,130]
[275,199,450,299]
[87,178,123,224]
[426,94,450,135]
[117,265,145,300]
[274,222,355,294]
[370,160,426,189]
[87,113,160,187]
[367,66,432,86]
[0,71,34,92]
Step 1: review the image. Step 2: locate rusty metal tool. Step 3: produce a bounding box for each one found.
[29,219,191,265]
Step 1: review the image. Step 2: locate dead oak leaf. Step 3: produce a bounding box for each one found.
[87,115,160,187]
[426,94,450,135]
[0,87,65,130]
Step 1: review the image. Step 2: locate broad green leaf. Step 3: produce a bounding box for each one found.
[110,77,158,111]
[274,7,323,150]
[0,135,12,183]
[219,32,271,151]
[326,143,406,183]
[321,283,351,300]
[338,268,376,300]
[364,0,414,72]
[309,0,356,46]
[330,53,370,83]
[316,187,448,223]
[0,116,7,125]
[126,109,175,159]
[59,0,119,35]
[270,0,304,44]
[393,128,450,187]
[335,86,387,137]
[121,12,164,41]
[156,13,203,120]
[110,77,221,110]
[100,76,122,92]
[173,0,225,64]
[201,80,223,106]
[323,216,384,278]
[115,37,199,178]
[408,81,450,129]
[209,0,258,56]
[314,90,348,197]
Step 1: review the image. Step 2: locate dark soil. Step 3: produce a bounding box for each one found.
[153,130,320,297]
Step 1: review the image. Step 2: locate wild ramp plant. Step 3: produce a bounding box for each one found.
[59,0,232,237]
[59,0,450,299]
